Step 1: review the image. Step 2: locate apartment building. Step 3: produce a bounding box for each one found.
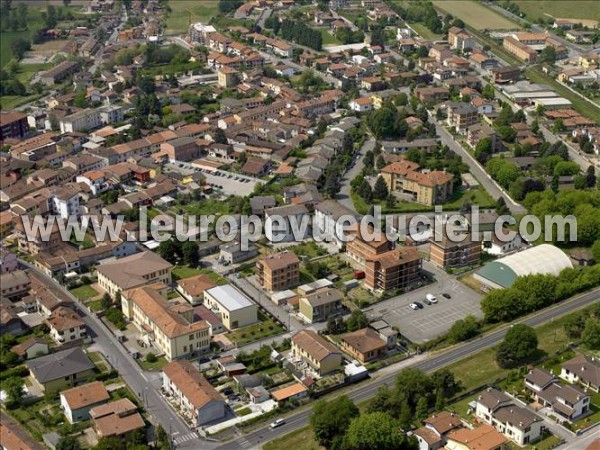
[475,388,543,446]
[265,204,310,243]
[448,26,474,51]
[96,251,173,297]
[381,161,454,206]
[364,246,423,292]
[256,251,300,292]
[503,36,537,63]
[160,137,201,162]
[203,285,258,330]
[299,287,343,324]
[429,231,482,269]
[121,284,211,361]
[162,360,226,426]
[446,103,480,134]
[60,108,102,133]
[217,67,239,88]
[0,112,29,141]
[314,200,357,248]
[291,330,343,376]
[46,306,87,345]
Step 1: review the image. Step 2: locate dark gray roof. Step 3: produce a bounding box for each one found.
[477,388,512,410]
[525,368,556,388]
[493,404,542,430]
[27,347,94,383]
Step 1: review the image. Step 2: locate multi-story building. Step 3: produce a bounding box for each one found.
[448,26,474,51]
[503,36,537,63]
[446,103,480,134]
[39,61,79,86]
[188,22,216,44]
[560,354,600,392]
[27,348,95,394]
[256,251,300,292]
[46,306,87,345]
[0,270,30,300]
[90,399,144,439]
[60,381,110,423]
[203,285,258,330]
[160,137,201,162]
[340,328,387,363]
[429,231,481,269]
[0,111,29,141]
[413,411,463,450]
[265,204,310,243]
[314,200,357,248]
[217,67,239,88]
[364,247,423,292]
[299,288,343,323]
[490,66,521,84]
[291,330,343,376]
[381,161,454,206]
[475,388,543,446]
[162,360,226,426]
[96,251,173,297]
[121,284,211,361]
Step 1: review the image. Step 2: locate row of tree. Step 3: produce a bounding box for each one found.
[279,19,323,51]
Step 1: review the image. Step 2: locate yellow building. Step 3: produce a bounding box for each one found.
[96,251,172,297]
[381,161,454,206]
[203,285,258,330]
[121,283,210,361]
[27,348,96,394]
[298,288,343,324]
[291,330,343,376]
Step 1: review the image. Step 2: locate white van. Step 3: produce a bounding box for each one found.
[270,419,285,429]
[426,294,437,303]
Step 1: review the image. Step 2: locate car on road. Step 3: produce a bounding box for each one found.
[442,293,451,299]
[409,303,421,310]
[270,419,285,429]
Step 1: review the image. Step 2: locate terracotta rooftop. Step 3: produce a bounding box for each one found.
[163,360,224,409]
[61,381,110,410]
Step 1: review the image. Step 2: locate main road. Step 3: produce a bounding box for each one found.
[217,287,600,450]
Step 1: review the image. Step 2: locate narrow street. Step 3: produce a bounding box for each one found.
[337,137,376,213]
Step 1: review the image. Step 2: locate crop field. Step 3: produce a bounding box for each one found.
[165,0,220,35]
[511,0,600,23]
[432,0,521,30]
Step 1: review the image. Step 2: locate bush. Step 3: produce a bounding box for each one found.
[145,353,158,363]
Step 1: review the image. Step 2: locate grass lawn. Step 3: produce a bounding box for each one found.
[316,27,342,46]
[526,68,600,125]
[0,94,43,109]
[409,22,443,40]
[285,241,328,259]
[263,425,323,450]
[70,284,99,300]
[225,310,285,346]
[165,0,219,35]
[432,0,522,30]
[85,299,103,312]
[138,355,168,371]
[511,0,600,22]
[15,63,50,83]
[171,265,227,284]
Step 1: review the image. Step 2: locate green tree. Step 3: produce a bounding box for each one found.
[447,314,480,343]
[343,412,406,450]
[346,310,369,332]
[551,118,566,134]
[101,293,112,310]
[56,435,81,450]
[431,369,460,398]
[373,176,389,200]
[310,395,359,448]
[415,396,429,420]
[592,240,600,264]
[182,241,199,267]
[581,318,600,349]
[586,166,596,188]
[474,137,492,163]
[4,376,25,405]
[496,324,538,368]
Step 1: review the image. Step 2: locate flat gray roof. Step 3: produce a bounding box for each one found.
[205,284,254,311]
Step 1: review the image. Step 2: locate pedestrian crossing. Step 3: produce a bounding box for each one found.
[172,432,198,445]
[237,437,253,448]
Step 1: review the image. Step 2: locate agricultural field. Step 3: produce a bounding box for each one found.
[432,0,521,30]
[510,0,600,23]
[165,0,219,35]
[408,22,443,40]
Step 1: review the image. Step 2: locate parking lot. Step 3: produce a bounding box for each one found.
[364,262,483,344]
[165,162,264,197]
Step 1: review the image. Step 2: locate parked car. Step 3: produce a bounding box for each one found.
[270,419,285,429]
[442,293,451,299]
[414,301,424,309]
[426,294,437,304]
[423,298,431,306]
[409,303,420,310]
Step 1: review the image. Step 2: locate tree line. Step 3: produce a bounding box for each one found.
[280,19,323,51]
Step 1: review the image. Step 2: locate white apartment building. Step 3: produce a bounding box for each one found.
[314,200,357,248]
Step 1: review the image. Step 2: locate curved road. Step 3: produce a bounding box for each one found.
[218,287,600,450]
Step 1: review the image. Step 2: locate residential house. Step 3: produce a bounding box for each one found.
[203,285,258,330]
[299,288,343,324]
[445,424,507,450]
[90,399,145,439]
[291,330,343,376]
[46,306,87,345]
[256,251,300,292]
[27,347,96,394]
[271,383,309,403]
[11,337,49,360]
[340,328,387,363]
[0,412,45,450]
[60,381,110,423]
[265,204,310,243]
[381,161,454,206]
[162,360,226,426]
[0,270,30,300]
[413,411,463,450]
[176,274,217,306]
[560,354,600,392]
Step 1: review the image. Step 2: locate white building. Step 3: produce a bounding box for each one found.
[46,186,81,219]
[76,170,111,196]
[203,284,258,330]
[349,97,374,112]
[188,22,216,44]
[46,306,88,345]
[264,204,310,243]
[475,388,543,446]
[314,200,357,248]
[162,360,226,426]
[60,109,102,133]
[60,381,110,423]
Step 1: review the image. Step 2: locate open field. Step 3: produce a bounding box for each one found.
[263,425,323,450]
[316,28,342,46]
[165,0,219,35]
[510,1,600,23]
[0,94,43,110]
[409,22,444,40]
[432,0,521,30]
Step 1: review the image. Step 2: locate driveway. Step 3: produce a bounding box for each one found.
[363,261,483,343]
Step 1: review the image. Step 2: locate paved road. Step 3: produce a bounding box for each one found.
[336,137,376,213]
[20,261,212,449]
[434,121,527,215]
[217,287,600,450]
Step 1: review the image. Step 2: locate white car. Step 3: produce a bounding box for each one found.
[270,419,285,429]
[409,303,420,310]
[426,294,437,304]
